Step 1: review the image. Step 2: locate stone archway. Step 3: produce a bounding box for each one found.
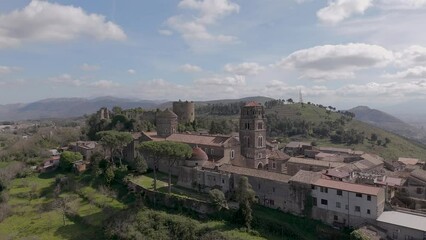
[257,162,263,169]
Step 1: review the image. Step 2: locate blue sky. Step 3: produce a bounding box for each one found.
[1,0,426,110]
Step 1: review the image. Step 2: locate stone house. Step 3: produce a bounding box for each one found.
[376,211,426,240]
[68,141,98,160]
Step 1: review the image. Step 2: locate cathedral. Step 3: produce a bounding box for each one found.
[137,100,290,193]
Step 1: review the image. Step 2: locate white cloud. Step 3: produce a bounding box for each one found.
[180,64,203,73]
[383,66,426,79]
[317,0,373,24]
[0,0,126,49]
[277,43,394,80]
[178,0,240,24]
[127,69,136,74]
[89,80,120,89]
[194,75,245,86]
[81,63,99,71]
[224,62,265,76]
[0,66,20,74]
[377,0,426,10]
[166,0,239,47]
[336,81,426,98]
[394,45,426,68]
[49,74,83,86]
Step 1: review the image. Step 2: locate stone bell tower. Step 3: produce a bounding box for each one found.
[239,102,267,169]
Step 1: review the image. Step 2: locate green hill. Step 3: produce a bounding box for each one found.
[265,103,426,161]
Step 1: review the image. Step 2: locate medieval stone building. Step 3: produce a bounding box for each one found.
[172,100,195,123]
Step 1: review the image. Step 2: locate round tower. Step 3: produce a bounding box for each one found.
[156,109,178,137]
[185,147,208,167]
[172,100,195,124]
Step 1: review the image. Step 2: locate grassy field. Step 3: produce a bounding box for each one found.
[0,173,124,240]
[130,171,209,201]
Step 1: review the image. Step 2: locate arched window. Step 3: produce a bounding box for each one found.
[258,136,263,147]
[230,150,235,159]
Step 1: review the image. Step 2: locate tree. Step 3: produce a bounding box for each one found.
[234,176,256,229]
[59,151,83,171]
[163,142,192,194]
[134,156,148,174]
[209,189,228,210]
[96,131,133,165]
[90,151,105,177]
[370,133,378,142]
[105,166,115,184]
[384,137,391,147]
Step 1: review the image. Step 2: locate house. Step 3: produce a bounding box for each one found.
[68,141,98,160]
[284,142,311,156]
[73,160,88,174]
[376,211,426,240]
[286,157,346,176]
[402,169,426,200]
[37,156,60,173]
[311,178,385,228]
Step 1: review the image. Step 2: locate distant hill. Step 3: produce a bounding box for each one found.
[0,96,163,121]
[348,106,426,144]
[157,96,274,109]
[268,103,426,160]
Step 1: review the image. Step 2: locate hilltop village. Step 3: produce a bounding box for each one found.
[37,100,426,240]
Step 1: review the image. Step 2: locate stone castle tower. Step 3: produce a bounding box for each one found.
[97,107,110,120]
[239,102,267,169]
[172,100,195,124]
[156,109,178,138]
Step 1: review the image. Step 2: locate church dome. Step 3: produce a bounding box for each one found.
[190,147,208,161]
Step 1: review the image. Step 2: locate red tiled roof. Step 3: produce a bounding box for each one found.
[142,132,234,147]
[244,101,261,107]
[219,164,291,183]
[190,147,208,161]
[314,178,382,196]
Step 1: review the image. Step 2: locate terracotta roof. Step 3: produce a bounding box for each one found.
[141,131,234,147]
[314,178,383,196]
[374,176,405,187]
[398,157,420,166]
[287,157,346,168]
[131,132,142,140]
[244,101,261,107]
[318,147,352,154]
[324,168,350,179]
[289,170,322,184]
[190,147,208,161]
[285,141,311,148]
[167,134,233,147]
[219,164,291,183]
[361,154,384,166]
[70,141,97,150]
[267,150,290,161]
[410,169,426,182]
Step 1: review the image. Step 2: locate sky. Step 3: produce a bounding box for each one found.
[1,0,426,110]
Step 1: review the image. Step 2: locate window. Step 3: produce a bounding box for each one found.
[356,193,362,198]
[270,199,275,206]
[312,197,317,206]
[258,153,263,159]
[336,202,341,208]
[258,183,261,189]
[257,122,263,130]
[222,179,225,184]
[417,187,423,194]
[367,209,371,214]
[273,187,275,193]
[337,190,342,196]
[311,185,315,190]
[258,136,263,147]
[334,215,338,221]
[211,149,214,155]
[321,199,328,205]
[230,150,235,159]
[320,187,328,193]
[367,195,371,201]
[355,206,361,212]
[345,205,349,210]
[272,162,276,169]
